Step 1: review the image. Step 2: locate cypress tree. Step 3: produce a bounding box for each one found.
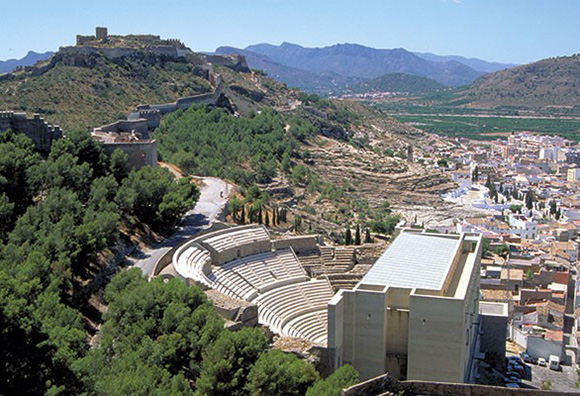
[365,228,373,243]
[355,224,361,245]
[345,223,352,246]
[265,209,270,226]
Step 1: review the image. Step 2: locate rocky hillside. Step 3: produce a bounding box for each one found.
[465,54,580,110]
[0,33,460,237]
[0,45,221,130]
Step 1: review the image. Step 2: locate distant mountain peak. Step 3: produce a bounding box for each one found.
[0,50,54,74]
[243,42,481,86]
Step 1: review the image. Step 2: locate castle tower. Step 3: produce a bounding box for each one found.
[96,27,108,41]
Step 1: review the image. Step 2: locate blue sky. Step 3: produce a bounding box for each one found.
[1,0,579,64]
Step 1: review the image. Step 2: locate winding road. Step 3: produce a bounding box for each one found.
[128,177,229,277]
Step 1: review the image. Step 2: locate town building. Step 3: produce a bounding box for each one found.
[327,230,483,382]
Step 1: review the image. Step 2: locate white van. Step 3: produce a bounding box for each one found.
[549,355,560,371]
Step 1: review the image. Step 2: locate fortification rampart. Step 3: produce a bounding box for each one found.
[0,111,62,152]
[100,139,157,170]
[205,54,250,73]
[94,119,150,138]
[132,77,224,129]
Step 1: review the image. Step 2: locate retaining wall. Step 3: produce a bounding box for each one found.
[273,235,318,254]
[342,373,579,396]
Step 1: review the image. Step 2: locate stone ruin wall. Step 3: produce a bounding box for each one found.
[101,140,157,170]
[94,119,150,139]
[0,111,62,152]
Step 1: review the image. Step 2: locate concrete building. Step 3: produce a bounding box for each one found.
[567,167,580,182]
[507,213,538,240]
[328,230,483,382]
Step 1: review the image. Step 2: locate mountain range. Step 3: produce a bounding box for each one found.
[0,51,54,74]
[412,52,517,73]
[216,43,516,94]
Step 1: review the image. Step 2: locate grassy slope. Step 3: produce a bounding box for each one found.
[466,54,580,109]
[0,58,212,130]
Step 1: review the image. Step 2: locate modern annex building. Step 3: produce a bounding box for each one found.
[327,230,483,382]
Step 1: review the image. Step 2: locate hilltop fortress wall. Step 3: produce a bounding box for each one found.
[2,28,244,167]
[100,140,157,170]
[0,111,63,152]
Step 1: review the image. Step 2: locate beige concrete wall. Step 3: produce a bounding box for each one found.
[328,290,345,369]
[408,295,467,382]
[349,289,388,380]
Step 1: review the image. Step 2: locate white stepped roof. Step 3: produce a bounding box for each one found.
[360,232,461,290]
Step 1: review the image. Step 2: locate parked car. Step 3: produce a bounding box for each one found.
[507,364,525,376]
[507,356,524,366]
[549,355,560,371]
[538,357,547,366]
[520,351,536,364]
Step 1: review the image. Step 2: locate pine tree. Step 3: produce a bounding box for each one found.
[355,224,361,245]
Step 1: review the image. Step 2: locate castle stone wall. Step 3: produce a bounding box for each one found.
[0,111,62,152]
[101,140,157,170]
[94,119,150,138]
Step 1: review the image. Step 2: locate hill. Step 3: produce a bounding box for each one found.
[244,42,482,86]
[0,30,465,395]
[0,50,54,74]
[343,73,445,95]
[413,52,517,73]
[216,46,362,94]
[0,46,218,130]
[464,54,580,110]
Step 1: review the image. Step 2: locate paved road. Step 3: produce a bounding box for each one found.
[128,177,229,277]
[522,363,579,393]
